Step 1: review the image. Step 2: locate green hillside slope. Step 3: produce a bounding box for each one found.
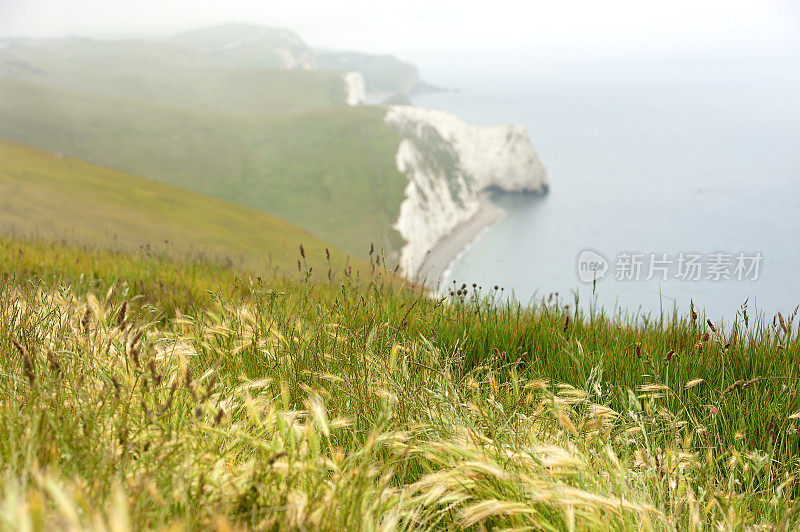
[0,78,407,258]
[0,139,362,274]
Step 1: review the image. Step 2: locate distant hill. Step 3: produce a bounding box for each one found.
[0,38,350,114]
[166,23,435,96]
[0,24,438,109]
[0,139,361,273]
[170,23,318,70]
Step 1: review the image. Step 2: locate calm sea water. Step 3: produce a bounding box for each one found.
[414,81,800,321]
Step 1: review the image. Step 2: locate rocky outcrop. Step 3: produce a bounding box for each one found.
[384,105,548,276]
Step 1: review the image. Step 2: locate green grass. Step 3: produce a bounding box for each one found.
[0,78,407,259]
[0,139,366,282]
[1,237,799,529]
[1,237,248,316]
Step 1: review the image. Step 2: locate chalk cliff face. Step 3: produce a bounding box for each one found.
[384,105,548,276]
[342,72,366,106]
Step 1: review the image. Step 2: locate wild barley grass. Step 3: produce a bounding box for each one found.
[0,237,799,529]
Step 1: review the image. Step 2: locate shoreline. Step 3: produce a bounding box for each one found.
[414,192,505,289]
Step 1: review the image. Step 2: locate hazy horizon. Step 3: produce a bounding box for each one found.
[2,0,800,86]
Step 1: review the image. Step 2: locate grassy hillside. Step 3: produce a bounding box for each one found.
[0,35,412,260]
[1,237,798,529]
[0,39,349,114]
[0,78,407,258]
[0,139,365,279]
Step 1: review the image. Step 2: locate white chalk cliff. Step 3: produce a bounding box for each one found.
[384,105,548,276]
[342,71,366,106]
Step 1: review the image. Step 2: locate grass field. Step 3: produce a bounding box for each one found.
[1,236,798,529]
[0,78,407,259]
[0,139,366,283]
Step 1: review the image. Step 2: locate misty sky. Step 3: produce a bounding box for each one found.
[2,0,799,83]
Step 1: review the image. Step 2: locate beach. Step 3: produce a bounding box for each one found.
[415,193,505,288]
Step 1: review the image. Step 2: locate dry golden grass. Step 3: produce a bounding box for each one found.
[1,238,799,529]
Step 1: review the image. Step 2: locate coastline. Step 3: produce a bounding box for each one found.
[414,192,505,288]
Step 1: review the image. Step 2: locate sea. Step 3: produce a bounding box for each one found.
[413,71,800,322]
